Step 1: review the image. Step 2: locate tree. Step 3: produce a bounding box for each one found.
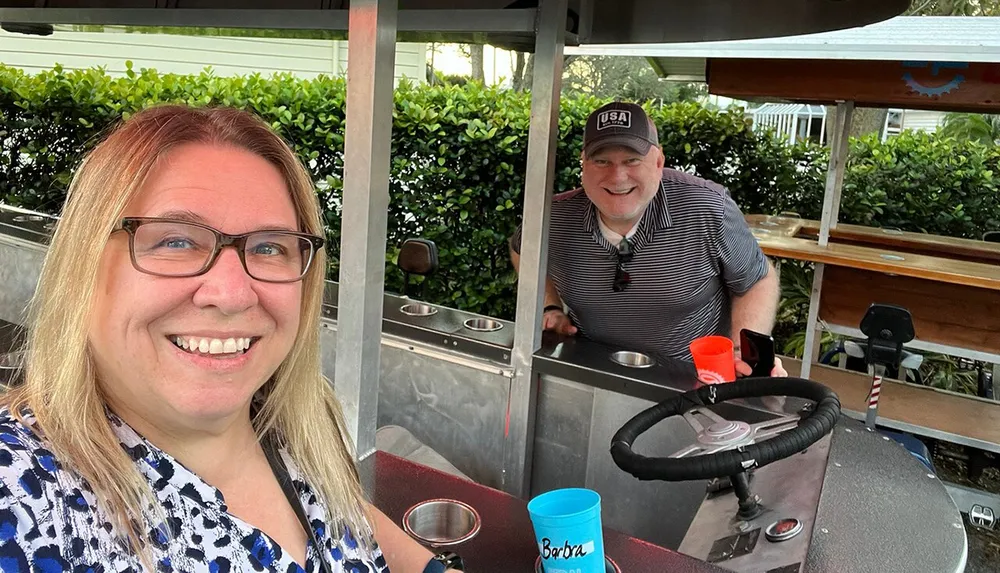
[826,106,889,145]
[906,0,1000,15]
[458,44,485,83]
[939,113,1000,146]
[560,56,706,104]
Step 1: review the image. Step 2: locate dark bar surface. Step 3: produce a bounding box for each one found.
[365,450,725,573]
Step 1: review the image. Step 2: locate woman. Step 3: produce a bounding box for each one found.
[0,105,453,572]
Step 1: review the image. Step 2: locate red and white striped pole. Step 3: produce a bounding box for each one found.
[866,365,885,430]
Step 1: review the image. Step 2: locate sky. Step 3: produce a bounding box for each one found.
[429,43,518,86]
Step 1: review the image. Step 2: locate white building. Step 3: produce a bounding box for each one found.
[0,25,428,83]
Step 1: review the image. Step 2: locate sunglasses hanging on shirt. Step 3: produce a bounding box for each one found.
[613,237,633,293]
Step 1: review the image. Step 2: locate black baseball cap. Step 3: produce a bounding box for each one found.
[583,102,659,158]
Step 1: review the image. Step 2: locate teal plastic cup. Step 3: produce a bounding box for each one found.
[527,488,605,573]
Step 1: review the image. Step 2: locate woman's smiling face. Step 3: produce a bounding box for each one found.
[89,142,304,431]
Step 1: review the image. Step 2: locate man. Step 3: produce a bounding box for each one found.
[510,102,785,377]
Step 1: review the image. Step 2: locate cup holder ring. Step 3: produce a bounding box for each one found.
[463,318,503,332]
[12,215,45,223]
[400,303,438,317]
[610,350,655,368]
[402,498,481,547]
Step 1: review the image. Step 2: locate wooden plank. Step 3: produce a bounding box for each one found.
[709,58,1000,113]
[747,214,1000,262]
[817,267,999,354]
[796,220,1000,263]
[785,357,1000,449]
[752,235,1000,291]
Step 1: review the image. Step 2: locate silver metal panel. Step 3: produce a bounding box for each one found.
[530,375,595,496]
[0,237,45,326]
[806,418,968,573]
[945,481,1000,529]
[378,341,509,488]
[505,0,567,498]
[320,319,510,487]
[585,387,708,550]
[335,0,398,459]
[678,434,832,572]
[532,334,811,423]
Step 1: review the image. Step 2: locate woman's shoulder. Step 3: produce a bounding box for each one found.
[0,406,65,505]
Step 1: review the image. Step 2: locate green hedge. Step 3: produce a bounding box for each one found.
[3,64,999,323]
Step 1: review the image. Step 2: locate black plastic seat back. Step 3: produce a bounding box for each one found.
[397,239,438,298]
[859,303,915,369]
[398,238,439,276]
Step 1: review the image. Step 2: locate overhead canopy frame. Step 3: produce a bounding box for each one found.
[0,0,909,497]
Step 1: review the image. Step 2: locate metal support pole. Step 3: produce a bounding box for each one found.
[335,0,397,459]
[504,0,567,498]
[819,101,854,246]
[803,102,852,379]
[799,263,825,380]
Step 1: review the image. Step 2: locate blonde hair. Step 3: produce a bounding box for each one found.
[3,104,371,558]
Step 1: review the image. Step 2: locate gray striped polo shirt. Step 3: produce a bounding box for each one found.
[511,168,769,361]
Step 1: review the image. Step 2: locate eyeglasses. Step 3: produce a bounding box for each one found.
[613,238,633,293]
[116,217,325,283]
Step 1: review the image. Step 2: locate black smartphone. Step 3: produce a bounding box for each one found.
[740,329,775,377]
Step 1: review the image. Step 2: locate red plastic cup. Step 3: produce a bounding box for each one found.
[689,336,736,385]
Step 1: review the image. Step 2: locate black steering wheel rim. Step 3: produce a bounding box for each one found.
[610,377,841,482]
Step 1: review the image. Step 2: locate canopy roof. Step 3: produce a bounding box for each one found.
[565,16,1000,81]
[0,0,909,51]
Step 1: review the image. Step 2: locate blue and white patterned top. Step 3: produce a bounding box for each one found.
[0,407,388,573]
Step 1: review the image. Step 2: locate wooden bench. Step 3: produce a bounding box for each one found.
[784,356,1000,454]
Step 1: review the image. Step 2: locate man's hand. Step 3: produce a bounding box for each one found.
[543,308,578,335]
[735,355,787,378]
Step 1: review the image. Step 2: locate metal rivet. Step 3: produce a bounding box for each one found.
[821,528,829,534]
[953,523,963,529]
[834,462,842,468]
[928,474,937,479]
[845,428,853,433]
[882,436,891,441]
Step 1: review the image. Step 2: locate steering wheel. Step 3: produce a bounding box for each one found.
[610,377,840,482]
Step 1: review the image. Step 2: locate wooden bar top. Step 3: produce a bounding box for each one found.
[785,357,1000,451]
[745,214,1000,262]
[751,234,1000,290]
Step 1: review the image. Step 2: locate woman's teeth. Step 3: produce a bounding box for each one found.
[172,336,252,355]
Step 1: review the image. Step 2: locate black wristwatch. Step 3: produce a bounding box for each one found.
[543,304,564,314]
[424,551,464,572]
